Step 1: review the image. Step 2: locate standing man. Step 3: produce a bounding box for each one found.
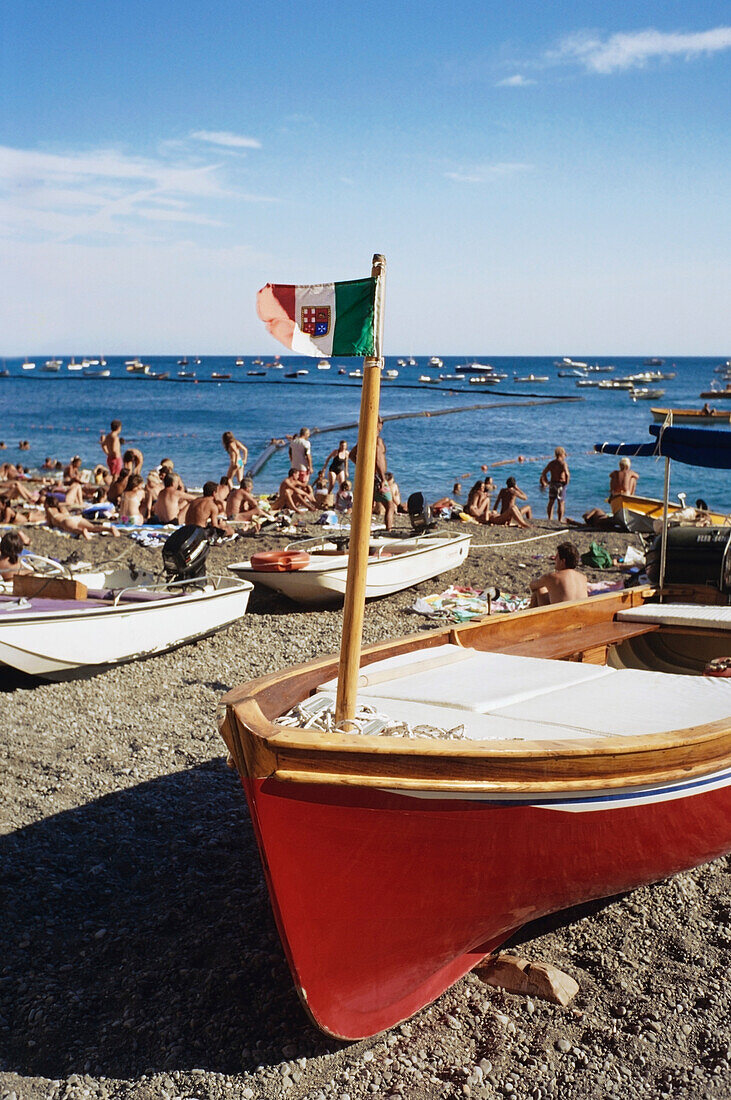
[350,416,396,532]
[540,446,570,523]
[100,420,123,478]
[289,427,313,484]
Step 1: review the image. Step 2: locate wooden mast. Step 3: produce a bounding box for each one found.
[335,254,386,728]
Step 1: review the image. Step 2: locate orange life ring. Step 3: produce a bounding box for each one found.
[250,550,311,573]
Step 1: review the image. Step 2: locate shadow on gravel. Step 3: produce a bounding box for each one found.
[0,669,41,693]
[0,762,337,1080]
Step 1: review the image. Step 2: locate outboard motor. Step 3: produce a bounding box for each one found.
[407,491,435,534]
[646,527,731,593]
[162,525,211,582]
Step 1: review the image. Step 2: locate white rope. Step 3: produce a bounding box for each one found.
[472,530,566,549]
[275,698,467,740]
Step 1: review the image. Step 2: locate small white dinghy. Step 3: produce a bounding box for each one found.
[228,530,472,605]
[0,572,252,680]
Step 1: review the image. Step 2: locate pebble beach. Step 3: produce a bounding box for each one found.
[2,519,729,1100]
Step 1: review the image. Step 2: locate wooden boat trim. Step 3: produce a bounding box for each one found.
[221,587,731,794]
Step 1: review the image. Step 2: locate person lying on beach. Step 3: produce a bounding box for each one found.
[273,470,317,513]
[222,431,248,486]
[0,478,39,504]
[566,507,621,531]
[44,498,120,539]
[0,530,32,580]
[490,477,532,528]
[609,457,639,498]
[153,476,196,524]
[186,482,234,535]
[118,474,147,525]
[226,477,267,522]
[529,541,588,607]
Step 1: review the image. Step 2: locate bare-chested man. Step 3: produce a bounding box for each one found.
[609,457,639,498]
[350,417,396,532]
[100,420,123,478]
[272,470,317,512]
[44,498,120,539]
[529,541,588,607]
[540,446,570,522]
[185,482,233,534]
[153,475,195,524]
[227,477,266,521]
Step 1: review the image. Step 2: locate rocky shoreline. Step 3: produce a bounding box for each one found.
[1,519,729,1100]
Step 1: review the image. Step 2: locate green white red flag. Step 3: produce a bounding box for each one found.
[256,277,376,358]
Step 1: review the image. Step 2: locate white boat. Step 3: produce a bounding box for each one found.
[513,374,549,383]
[0,574,252,680]
[67,358,84,371]
[228,531,472,606]
[43,358,62,372]
[21,360,35,370]
[418,374,439,383]
[469,375,501,384]
[317,359,331,370]
[126,360,150,374]
[428,356,443,368]
[630,387,665,401]
[385,369,399,379]
[407,356,417,366]
[349,370,363,379]
[0,555,156,595]
[561,357,588,368]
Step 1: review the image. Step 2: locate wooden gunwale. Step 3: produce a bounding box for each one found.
[221,586,731,794]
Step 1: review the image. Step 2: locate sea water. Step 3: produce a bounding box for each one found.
[1,355,729,516]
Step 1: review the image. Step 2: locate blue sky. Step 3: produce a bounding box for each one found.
[1,1,729,355]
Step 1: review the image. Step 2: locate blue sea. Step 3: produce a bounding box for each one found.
[1,354,729,516]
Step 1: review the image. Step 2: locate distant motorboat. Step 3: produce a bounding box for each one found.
[211,372,232,380]
[407,356,417,366]
[469,375,501,385]
[428,357,443,368]
[561,357,588,368]
[419,375,439,383]
[643,357,664,367]
[177,370,197,379]
[629,387,665,401]
[513,374,549,383]
[385,369,399,379]
[247,370,266,376]
[21,360,35,370]
[349,370,362,379]
[125,359,149,374]
[85,369,111,378]
[67,358,84,371]
[317,359,331,370]
[458,362,493,373]
[150,371,170,380]
[235,358,245,366]
[178,357,189,366]
[557,369,586,378]
[397,359,406,367]
[43,359,62,372]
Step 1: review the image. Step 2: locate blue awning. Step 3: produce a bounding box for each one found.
[595,424,731,470]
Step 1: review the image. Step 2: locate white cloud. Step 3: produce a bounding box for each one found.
[190,130,261,149]
[496,74,535,87]
[0,142,272,245]
[552,26,731,74]
[445,162,533,184]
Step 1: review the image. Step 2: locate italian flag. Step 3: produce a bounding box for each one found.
[256,277,376,358]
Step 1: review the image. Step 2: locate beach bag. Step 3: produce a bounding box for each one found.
[581,541,613,569]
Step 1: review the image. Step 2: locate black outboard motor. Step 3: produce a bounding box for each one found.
[407,491,435,534]
[646,527,731,593]
[162,525,211,582]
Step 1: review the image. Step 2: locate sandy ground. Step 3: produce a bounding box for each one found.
[1,517,729,1100]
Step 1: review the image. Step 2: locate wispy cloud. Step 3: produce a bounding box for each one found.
[495,74,535,87]
[551,26,731,74]
[445,162,533,184]
[0,141,271,245]
[190,130,262,149]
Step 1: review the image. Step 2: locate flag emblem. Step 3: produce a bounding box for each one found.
[301,305,331,337]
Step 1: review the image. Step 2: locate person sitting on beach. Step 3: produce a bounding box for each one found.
[185,482,233,535]
[0,530,32,580]
[385,472,408,514]
[321,440,349,492]
[143,469,163,516]
[529,541,588,607]
[490,477,532,528]
[227,476,267,522]
[107,463,132,507]
[540,446,570,522]
[93,464,111,488]
[273,470,317,513]
[43,496,120,539]
[100,420,123,478]
[62,478,86,510]
[313,473,332,510]
[222,431,248,486]
[42,456,56,471]
[464,479,492,523]
[118,474,147,525]
[609,457,638,498]
[334,479,353,514]
[63,455,83,483]
[153,475,195,525]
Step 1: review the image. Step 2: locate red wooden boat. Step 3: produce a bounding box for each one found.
[220,584,731,1039]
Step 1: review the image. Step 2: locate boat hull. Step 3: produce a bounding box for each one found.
[0,580,251,679]
[243,771,731,1039]
[610,493,729,533]
[229,534,472,605]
